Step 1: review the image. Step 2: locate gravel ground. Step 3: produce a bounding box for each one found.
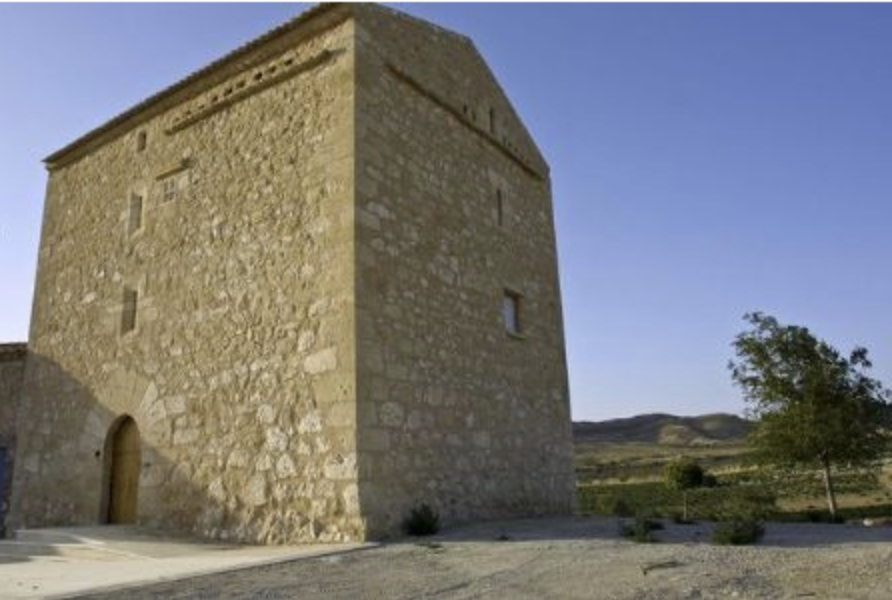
[79,517,892,600]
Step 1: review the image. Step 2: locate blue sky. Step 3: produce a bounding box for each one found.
[1,3,890,422]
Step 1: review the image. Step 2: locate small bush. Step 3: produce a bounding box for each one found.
[712,487,777,521]
[403,503,440,536]
[671,512,695,525]
[665,458,706,521]
[805,509,827,523]
[712,520,764,545]
[611,497,636,517]
[619,515,662,543]
[577,479,777,522]
[665,458,705,490]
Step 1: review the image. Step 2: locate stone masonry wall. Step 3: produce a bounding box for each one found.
[353,7,576,537]
[10,4,575,544]
[10,13,361,543]
[0,344,26,535]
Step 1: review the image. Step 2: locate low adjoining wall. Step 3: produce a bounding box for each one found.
[0,343,26,537]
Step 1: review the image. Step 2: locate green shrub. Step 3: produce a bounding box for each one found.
[611,497,636,517]
[578,482,663,517]
[710,486,777,521]
[618,515,662,543]
[665,458,705,490]
[671,512,695,525]
[805,509,828,523]
[665,458,706,521]
[404,503,440,536]
[712,520,764,545]
[578,478,778,522]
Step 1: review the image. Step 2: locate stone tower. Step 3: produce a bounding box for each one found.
[8,3,574,543]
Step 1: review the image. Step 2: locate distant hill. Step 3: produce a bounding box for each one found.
[573,413,751,447]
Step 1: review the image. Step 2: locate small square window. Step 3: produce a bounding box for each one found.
[121,287,138,335]
[162,178,177,202]
[503,290,522,336]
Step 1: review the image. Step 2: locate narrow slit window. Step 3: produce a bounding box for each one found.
[503,290,522,336]
[121,287,138,335]
[136,131,147,152]
[496,188,504,227]
[127,193,143,235]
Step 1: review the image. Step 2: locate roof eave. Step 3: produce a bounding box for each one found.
[44,3,350,171]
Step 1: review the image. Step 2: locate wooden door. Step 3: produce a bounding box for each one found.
[108,417,140,524]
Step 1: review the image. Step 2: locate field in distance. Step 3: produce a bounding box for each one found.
[574,413,753,483]
[574,413,892,520]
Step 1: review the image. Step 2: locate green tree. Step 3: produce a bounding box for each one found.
[665,457,705,521]
[729,312,890,519]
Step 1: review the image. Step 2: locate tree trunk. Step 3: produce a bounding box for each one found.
[820,452,838,520]
[683,491,688,521]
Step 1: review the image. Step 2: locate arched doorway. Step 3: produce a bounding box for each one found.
[103,416,141,524]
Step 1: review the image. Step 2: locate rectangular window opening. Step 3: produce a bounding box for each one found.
[121,287,138,335]
[503,289,522,336]
[496,188,504,227]
[136,131,147,152]
[163,178,177,202]
[127,193,143,235]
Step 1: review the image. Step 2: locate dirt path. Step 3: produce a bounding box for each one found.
[79,517,892,599]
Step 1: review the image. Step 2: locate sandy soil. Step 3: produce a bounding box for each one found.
[80,516,892,599]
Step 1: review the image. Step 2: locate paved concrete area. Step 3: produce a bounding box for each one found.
[0,526,370,599]
[4,518,892,599]
[75,517,892,600]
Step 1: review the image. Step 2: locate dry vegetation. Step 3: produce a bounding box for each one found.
[574,413,892,521]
